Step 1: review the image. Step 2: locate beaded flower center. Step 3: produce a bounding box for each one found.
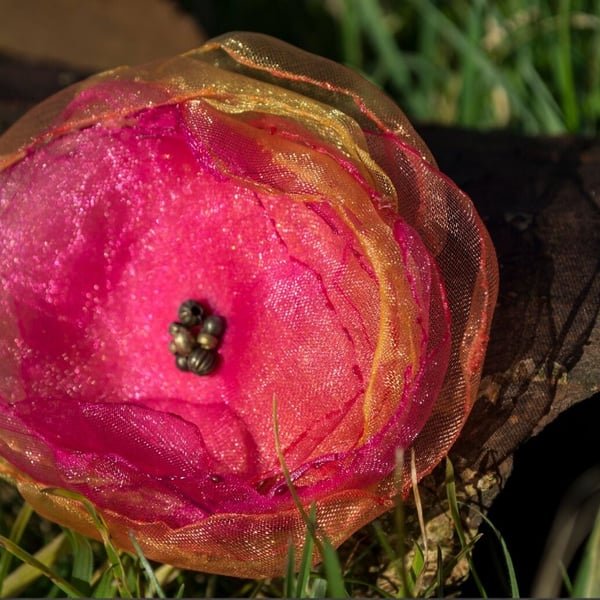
[168,300,225,376]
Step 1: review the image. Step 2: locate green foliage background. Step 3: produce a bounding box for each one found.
[181,0,600,135]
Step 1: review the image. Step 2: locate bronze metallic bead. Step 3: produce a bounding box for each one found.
[169,321,185,336]
[187,347,217,376]
[178,300,204,328]
[202,315,225,337]
[170,328,195,355]
[175,354,190,372]
[197,332,219,350]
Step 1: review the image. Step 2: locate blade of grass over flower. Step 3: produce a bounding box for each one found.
[392,448,412,597]
[128,532,166,599]
[0,501,33,591]
[0,533,82,598]
[272,397,310,526]
[64,529,94,596]
[284,540,296,598]
[445,458,487,598]
[43,487,133,598]
[295,505,317,597]
[272,396,347,598]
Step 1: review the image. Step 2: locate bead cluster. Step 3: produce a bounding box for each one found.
[169,300,225,376]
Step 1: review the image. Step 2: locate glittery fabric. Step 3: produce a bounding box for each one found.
[0,33,498,578]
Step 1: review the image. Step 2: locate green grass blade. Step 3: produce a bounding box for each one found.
[459,501,520,598]
[0,533,69,598]
[43,487,133,598]
[284,540,296,598]
[409,542,425,590]
[405,0,540,128]
[573,505,600,597]
[321,538,347,598]
[371,520,395,563]
[394,488,412,597]
[129,531,166,598]
[92,566,119,598]
[352,0,411,92]
[584,0,600,134]
[272,397,310,525]
[560,561,574,597]
[445,458,487,598]
[124,553,142,598]
[309,576,327,598]
[458,0,485,127]
[0,501,33,591]
[64,529,94,596]
[272,396,347,598]
[517,56,567,133]
[0,533,82,598]
[556,0,579,131]
[295,505,317,597]
[415,3,438,118]
[445,458,466,545]
[338,0,362,69]
[435,545,443,597]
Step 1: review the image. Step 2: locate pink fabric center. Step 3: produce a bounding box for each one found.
[1,105,411,521]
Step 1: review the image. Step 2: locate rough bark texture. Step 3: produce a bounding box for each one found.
[423,126,600,488]
[409,126,600,591]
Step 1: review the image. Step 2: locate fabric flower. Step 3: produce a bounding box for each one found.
[0,33,498,578]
